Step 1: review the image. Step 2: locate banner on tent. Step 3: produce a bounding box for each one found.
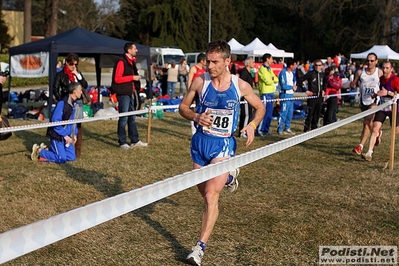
[10,52,49,78]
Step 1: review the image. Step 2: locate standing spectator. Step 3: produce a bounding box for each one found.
[111,42,147,150]
[323,56,336,71]
[0,75,6,115]
[229,61,237,75]
[56,60,63,73]
[187,53,207,135]
[351,53,382,155]
[179,40,265,266]
[188,53,207,89]
[167,61,178,98]
[238,56,255,138]
[362,61,399,161]
[324,67,342,125]
[296,60,306,92]
[31,82,82,163]
[304,60,311,72]
[161,62,169,96]
[277,59,297,135]
[258,53,279,136]
[297,59,326,132]
[178,58,188,96]
[53,53,89,158]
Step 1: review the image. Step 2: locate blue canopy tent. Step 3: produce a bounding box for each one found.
[8,27,152,111]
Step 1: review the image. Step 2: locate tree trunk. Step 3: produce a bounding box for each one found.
[44,0,58,37]
[24,0,31,43]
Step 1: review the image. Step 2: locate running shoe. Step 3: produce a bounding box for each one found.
[187,243,204,266]
[31,144,40,161]
[225,168,240,193]
[352,145,363,155]
[283,129,295,135]
[120,144,131,150]
[131,140,148,147]
[362,152,372,162]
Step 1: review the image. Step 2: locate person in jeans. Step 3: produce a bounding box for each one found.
[167,61,178,98]
[178,58,188,96]
[258,53,279,136]
[111,42,147,150]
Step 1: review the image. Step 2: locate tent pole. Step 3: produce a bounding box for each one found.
[146,55,153,144]
[389,92,397,170]
[95,55,101,103]
[48,49,57,118]
[7,55,11,107]
[147,98,152,144]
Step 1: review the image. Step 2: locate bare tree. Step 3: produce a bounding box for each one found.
[24,0,31,43]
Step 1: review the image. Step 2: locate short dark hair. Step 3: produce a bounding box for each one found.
[286,58,295,68]
[68,82,82,94]
[262,53,272,62]
[367,52,378,60]
[124,42,135,53]
[206,40,231,59]
[197,53,206,63]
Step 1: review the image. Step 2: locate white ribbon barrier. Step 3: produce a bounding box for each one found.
[0,109,148,134]
[0,100,392,264]
[0,92,360,134]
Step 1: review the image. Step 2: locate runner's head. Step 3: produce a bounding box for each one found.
[366,53,378,69]
[382,61,393,78]
[206,40,231,78]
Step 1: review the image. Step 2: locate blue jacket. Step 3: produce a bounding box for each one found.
[46,95,78,142]
[278,68,294,95]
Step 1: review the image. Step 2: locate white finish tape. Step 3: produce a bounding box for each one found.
[0,100,393,263]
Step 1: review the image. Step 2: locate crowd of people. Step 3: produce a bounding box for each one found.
[31,43,148,163]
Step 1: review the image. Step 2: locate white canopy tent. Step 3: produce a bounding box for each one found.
[350,45,399,60]
[227,38,245,54]
[267,43,294,58]
[240,37,276,56]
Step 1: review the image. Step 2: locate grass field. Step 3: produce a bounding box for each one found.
[0,105,398,265]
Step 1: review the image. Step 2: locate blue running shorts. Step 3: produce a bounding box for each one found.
[190,132,236,166]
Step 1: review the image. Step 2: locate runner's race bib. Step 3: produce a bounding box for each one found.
[380,96,392,112]
[362,87,377,105]
[203,108,234,137]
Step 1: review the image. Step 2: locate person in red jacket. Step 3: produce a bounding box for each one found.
[324,67,342,125]
[111,43,147,150]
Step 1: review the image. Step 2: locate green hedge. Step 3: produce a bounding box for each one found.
[0,54,49,88]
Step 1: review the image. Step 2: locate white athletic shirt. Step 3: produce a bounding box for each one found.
[359,68,380,106]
